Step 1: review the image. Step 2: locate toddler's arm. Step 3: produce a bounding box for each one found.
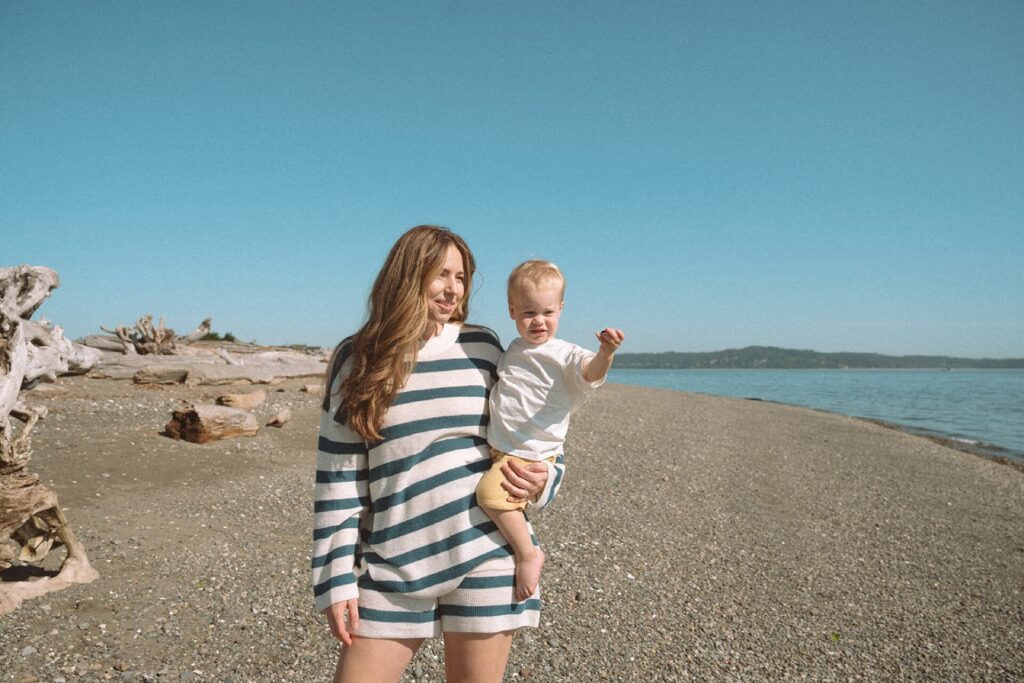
[582,327,625,382]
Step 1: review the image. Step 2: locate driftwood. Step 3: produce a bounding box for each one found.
[133,366,190,385]
[98,315,212,355]
[180,318,213,344]
[216,390,267,411]
[266,407,291,428]
[164,404,259,443]
[92,345,326,385]
[1,265,98,616]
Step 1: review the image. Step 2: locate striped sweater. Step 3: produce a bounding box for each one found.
[313,323,566,612]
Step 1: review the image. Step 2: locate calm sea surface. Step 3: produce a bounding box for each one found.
[608,369,1024,462]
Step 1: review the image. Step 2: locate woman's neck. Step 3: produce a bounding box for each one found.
[421,321,443,341]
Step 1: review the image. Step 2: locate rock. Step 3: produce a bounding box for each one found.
[266,407,291,428]
[21,645,38,656]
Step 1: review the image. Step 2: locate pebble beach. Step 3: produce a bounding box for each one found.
[1,377,1022,682]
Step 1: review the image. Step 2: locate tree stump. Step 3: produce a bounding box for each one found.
[164,404,259,443]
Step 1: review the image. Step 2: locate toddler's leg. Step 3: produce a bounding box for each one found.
[477,452,546,601]
[481,506,545,602]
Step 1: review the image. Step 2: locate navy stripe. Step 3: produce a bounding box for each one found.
[322,337,354,412]
[391,384,488,406]
[312,516,360,541]
[367,493,476,545]
[413,358,496,375]
[359,547,511,594]
[315,467,368,484]
[313,572,356,597]
[314,495,371,513]
[372,460,490,514]
[363,521,498,568]
[441,598,540,617]
[377,414,488,444]
[457,329,503,352]
[369,436,486,482]
[458,574,514,590]
[359,606,440,624]
[317,435,366,455]
[311,543,356,568]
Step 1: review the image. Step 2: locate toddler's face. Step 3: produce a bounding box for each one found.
[509,283,563,345]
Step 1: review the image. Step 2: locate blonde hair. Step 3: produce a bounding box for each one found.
[507,259,565,301]
[336,225,475,441]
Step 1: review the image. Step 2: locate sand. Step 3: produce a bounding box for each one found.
[1,377,1021,682]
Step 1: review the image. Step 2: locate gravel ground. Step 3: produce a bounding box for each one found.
[1,377,1022,682]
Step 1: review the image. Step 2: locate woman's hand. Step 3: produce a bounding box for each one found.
[325,598,360,646]
[501,459,550,504]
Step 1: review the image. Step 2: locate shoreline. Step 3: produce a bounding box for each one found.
[608,372,1024,467]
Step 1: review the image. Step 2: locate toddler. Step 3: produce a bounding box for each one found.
[477,260,624,600]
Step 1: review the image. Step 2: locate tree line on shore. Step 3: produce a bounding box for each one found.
[614,346,1024,370]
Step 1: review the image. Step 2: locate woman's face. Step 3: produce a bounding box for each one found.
[423,244,466,333]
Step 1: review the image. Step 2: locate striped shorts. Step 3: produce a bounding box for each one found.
[353,554,541,638]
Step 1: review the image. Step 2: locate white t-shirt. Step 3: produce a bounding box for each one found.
[487,337,605,460]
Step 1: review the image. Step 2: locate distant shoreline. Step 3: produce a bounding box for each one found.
[615,346,1024,369]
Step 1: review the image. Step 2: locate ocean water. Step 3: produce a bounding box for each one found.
[608,368,1024,463]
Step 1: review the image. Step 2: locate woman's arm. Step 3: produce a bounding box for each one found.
[312,380,370,643]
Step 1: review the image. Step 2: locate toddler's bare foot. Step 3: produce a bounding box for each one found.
[515,547,545,602]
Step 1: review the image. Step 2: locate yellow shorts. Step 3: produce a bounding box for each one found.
[476,448,557,512]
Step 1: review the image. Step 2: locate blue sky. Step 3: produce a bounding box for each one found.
[3,1,1022,357]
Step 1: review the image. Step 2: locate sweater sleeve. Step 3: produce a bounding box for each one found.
[532,453,565,510]
[311,350,370,612]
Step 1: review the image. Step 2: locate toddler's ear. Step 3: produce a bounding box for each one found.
[508,302,516,319]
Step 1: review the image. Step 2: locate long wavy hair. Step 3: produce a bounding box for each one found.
[336,225,475,442]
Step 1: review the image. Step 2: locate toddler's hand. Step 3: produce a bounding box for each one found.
[595,328,625,354]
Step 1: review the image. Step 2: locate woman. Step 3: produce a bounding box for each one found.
[313,225,565,683]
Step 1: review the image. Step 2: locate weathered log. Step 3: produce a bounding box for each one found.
[79,334,127,352]
[216,348,241,365]
[20,319,100,383]
[180,317,213,344]
[216,390,267,411]
[185,361,324,385]
[266,407,291,428]
[133,366,189,385]
[164,404,259,443]
[0,265,98,615]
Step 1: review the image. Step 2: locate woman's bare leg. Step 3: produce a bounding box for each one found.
[333,637,424,683]
[443,631,514,683]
